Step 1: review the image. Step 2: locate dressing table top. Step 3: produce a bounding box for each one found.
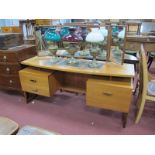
[21,56,135,78]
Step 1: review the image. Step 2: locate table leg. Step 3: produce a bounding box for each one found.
[122,113,128,128]
[23,92,37,103]
[147,56,153,70]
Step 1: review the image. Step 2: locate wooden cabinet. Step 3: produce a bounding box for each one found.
[86,78,132,113]
[0,45,37,91]
[0,33,24,50]
[35,19,51,25]
[0,75,21,89]
[0,52,18,62]
[19,67,59,97]
[0,64,20,74]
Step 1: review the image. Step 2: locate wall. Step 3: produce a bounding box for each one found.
[0,19,19,26]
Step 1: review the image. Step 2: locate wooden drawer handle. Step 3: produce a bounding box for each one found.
[3,56,7,61]
[9,80,13,84]
[102,92,113,96]
[30,79,37,83]
[6,67,10,73]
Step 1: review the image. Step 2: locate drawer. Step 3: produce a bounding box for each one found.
[19,67,59,97]
[21,84,51,97]
[0,53,18,63]
[86,79,132,113]
[19,74,49,89]
[0,64,21,75]
[0,75,21,89]
[19,68,50,89]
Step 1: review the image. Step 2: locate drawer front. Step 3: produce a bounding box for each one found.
[0,75,21,89]
[0,64,21,75]
[0,53,18,63]
[86,80,132,113]
[20,74,49,89]
[19,71,50,96]
[21,84,50,97]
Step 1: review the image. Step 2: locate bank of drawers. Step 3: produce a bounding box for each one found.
[0,45,37,91]
[0,75,21,89]
[0,64,21,89]
[0,53,18,63]
[86,79,132,113]
[19,67,59,97]
[0,64,20,74]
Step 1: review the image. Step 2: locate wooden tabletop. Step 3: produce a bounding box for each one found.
[0,44,36,52]
[126,21,142,25]
[126,35,155,43]
[21,56,135,78]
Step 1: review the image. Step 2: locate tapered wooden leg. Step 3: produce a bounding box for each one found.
[23,92,37,103]
[133,80,139,95]
[147,56,153,70]
[122,113,128,128]
[23,92,28,103]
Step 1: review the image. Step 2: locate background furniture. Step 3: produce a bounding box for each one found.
[126,21,142,35]
[0,45,37,91]
[0,116,19,135]
[147,52,155,69]
[125,41,140,57]
[140,22,155,35]
[126,35,155,43]
[135,44,155,123]
[19,20,36,44]
[127,34,155,69]
[143,43,155,69]
[35,19,52,26]
[1,26,22,33]
[0,33,24,50]
[125,41,140,72]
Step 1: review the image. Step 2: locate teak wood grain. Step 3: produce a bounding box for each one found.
[19,67,59,97]
[21,56,135,78]
[86,79,132,113]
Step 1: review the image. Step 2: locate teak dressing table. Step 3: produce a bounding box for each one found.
[19,56,135,127]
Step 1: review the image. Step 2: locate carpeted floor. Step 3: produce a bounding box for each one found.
[0,62,155,135]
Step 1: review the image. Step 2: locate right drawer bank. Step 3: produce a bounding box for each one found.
[86,78,132,113]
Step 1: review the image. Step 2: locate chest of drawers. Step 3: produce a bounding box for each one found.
[0,45,37,91]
